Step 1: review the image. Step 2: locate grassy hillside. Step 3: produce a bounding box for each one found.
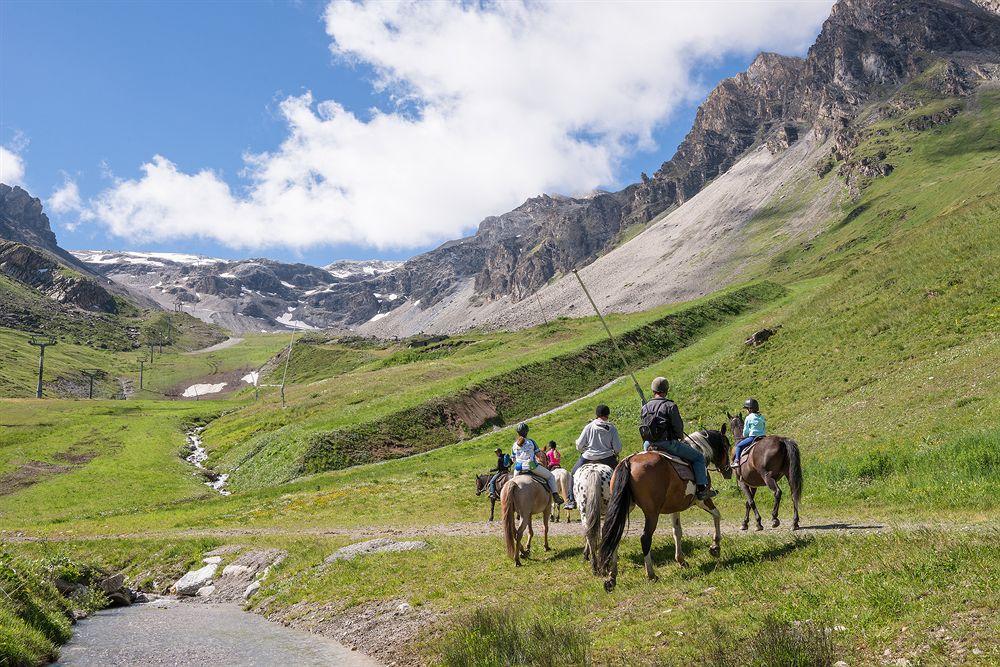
[0,88,997,665]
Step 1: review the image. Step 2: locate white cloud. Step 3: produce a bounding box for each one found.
[49,177,83,214]
[0,144,26,186]
[83,0,833,251]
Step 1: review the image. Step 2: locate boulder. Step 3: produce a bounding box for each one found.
[325,538,428,563]
[221,564,252,578]
[196,585,216,597]
[172,563,217,596]
[243,581,261,599]
[203,556,222,565]
[99,573,125,594]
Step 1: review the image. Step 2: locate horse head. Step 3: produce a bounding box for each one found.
[728,411,744,442]
[475,474,488,495]
[706,426,733,479]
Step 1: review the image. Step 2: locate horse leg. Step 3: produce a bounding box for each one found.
[489,498,496,523]
[670,512,688,568]
[525,517,534,556]
[696,498,722,557]
[638,512,661,579]
[746,485,764,531]
[738,480,753,531]
[515,515,529,561]
[763,474,782,528]
[543,508,551,552]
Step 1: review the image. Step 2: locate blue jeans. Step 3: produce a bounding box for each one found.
[733,437,757,463]
[487,471,504,497]
[647,439,708,486]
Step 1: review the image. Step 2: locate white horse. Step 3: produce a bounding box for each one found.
[573,463,613,575]
[550,467,574,522]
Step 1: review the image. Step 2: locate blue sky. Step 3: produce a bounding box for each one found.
[1,1,830,266]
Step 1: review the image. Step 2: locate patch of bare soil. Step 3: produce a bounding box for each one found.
[442,390,500,437]
[267,598,434,667]
[0,446,100,496]
[0,461,70,495]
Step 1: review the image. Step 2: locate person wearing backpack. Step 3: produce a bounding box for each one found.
[640,377,716,501]
[487,447,512,499]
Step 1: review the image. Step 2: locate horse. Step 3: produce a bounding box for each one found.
[728,412,802,530]
[550,467,574,522]
[501,473,553,566]
[475,471,510,522]
[573,463,614,575]
[598,427,732,592]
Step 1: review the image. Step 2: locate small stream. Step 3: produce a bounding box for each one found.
[185,428,230,496]
[55,599,379,666]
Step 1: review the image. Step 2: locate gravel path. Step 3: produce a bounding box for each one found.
[184,337,244,355]
[56,599,380,666]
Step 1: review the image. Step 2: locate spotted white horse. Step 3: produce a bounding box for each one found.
[573,463,614,575]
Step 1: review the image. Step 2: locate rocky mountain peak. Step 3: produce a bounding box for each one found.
[0,183,60,253]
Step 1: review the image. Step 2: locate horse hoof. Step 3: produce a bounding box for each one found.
[676,561,688,569]
[515,561,522,567]
[603,580,616,593]
[741,524,748,531]
[709,546,720,558]
[544,546,551,552]
[755,524,764,532]
[772,519,780,528]
[792,523,801,531]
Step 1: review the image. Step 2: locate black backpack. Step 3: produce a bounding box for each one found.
[639,398,674,442]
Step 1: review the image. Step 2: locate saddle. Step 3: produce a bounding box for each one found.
[648,450,696,483]
[515,470,551,490]
[736,437,765,468]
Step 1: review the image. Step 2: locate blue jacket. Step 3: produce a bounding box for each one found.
[743,413,766,437]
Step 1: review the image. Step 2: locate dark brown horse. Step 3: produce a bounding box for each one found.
[475,472,510,522]
[598,427,732,592]
[728,412,802,530]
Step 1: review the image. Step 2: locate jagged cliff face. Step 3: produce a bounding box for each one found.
[0,184,61,255]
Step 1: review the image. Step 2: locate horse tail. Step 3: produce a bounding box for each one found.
[784,439,803,506]
[598,456,633,575]
[501,481,517,561]
[584,469,603,560]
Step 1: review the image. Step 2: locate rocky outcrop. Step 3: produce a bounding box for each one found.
[0,184,60,253]
[0,241,118,313]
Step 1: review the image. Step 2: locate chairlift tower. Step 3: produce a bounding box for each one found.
[80,368,101,399]
[28,336,57,399]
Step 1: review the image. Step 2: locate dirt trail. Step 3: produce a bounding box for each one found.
[5,518,994,545]
[184,336,244,355]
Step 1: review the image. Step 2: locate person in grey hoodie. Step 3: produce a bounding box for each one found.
[563,404,622,510]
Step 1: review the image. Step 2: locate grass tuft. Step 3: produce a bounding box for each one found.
[438,607,591,667]
[706,617,837,667]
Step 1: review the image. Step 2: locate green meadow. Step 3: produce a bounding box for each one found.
[0,90,998,665]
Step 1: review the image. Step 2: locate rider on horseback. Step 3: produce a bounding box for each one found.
[512,423,564,505]
[641,377,717,501]
[564,403,622,510]
[487,447,512,498]
[732,398,766,465]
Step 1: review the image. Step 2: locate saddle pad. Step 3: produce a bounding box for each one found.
[651,451,696,483]
[738,438,763,466]
[516,471,550,489]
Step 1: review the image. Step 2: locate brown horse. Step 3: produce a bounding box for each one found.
[501,474,552,566]
[475,472,510,522]
[728,412,802,530]
[598,428,731,592]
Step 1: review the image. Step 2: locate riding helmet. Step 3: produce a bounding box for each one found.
[515,422,529,437]
[743,398,760,412]
[651,377,669,394]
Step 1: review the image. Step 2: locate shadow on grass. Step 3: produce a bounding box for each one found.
[549,546,585,561]
[799,522,884,531]
[703,536,816,573]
